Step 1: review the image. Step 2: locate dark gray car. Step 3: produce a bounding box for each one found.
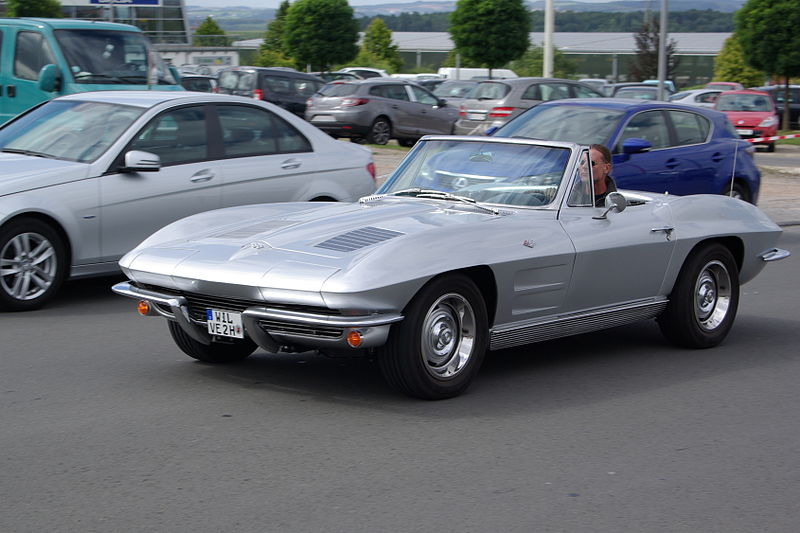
[305,78,458,145]
[454,77,604,135]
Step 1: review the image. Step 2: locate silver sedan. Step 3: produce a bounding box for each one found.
[0,91,377,310]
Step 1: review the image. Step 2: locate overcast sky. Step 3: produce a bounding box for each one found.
[187,0,614,9]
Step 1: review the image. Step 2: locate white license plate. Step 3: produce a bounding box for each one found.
[467,113,485,121]
[312,115,335,122]
[736,129,753,135]
[206,308,244,338]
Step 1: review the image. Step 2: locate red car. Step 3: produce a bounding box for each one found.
[715,89,779,152]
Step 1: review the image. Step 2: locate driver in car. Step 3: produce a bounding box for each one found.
[589,144,617,207]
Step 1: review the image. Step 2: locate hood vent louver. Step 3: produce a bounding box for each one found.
[315,226,404,252]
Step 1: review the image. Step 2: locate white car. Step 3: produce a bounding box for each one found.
[0,91,377,311]
[668,89,722,108]
[338,67,390,79]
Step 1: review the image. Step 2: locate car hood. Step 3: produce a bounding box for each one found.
[0,154,89,197]
[121,199,550,297]
[723,111,774,126]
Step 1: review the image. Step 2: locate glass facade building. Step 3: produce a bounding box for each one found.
[57,0,190,44]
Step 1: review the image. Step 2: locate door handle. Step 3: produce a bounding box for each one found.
[281,158,301,170]
[190,170,215,183]
[7,85,15,97]
[711,152,724,162]
[650,226,675,240]
[664,158,678,169]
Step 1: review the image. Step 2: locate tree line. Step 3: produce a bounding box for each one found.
[357,9,735,33]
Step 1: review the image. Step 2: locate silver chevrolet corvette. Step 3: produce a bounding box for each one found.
[113,136,790,399]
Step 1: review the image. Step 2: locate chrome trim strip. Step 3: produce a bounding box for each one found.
[490,298,668,351]
[760,248,790,262]
[241,307,403,328]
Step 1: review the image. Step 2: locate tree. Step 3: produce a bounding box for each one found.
[7,0,62,17]
[193,16,228,47]
[736,0,800,129]
[449,0,530,78]
[284,0,359,71]
[507,44,577,78]
[713,36,765,89]
[262,0,290,54]
[629,18,679,81]
[361,18,403,73]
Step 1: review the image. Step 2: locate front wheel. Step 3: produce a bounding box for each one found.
[0,218,67,311]
[658,243,739,348]
[168,321,257,363]
[378,275,488,400]
[366,118,391,145]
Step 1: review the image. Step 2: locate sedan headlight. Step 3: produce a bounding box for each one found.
[759,116,778,127]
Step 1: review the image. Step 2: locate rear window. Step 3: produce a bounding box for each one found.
[218,71,255,91]
[472,82,511,100]
[717,93,772,112]
[318,83,358,97]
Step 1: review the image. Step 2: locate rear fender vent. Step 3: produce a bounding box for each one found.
[315,226,404,252]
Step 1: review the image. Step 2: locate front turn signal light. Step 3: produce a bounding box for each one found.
[346,330,363,348]
[137,300,151,316]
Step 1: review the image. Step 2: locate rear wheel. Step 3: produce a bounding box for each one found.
[366,117,391,145]
[168,321,257,363]
[766,142,776,153]
[378,275,488,400]
[0,218,67,311]
[725,182,750,203]
[658,243,739,348]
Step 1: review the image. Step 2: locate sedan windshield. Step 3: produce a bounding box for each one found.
[0,100,144,163]
[496,105,624,145]
[54,29,176,85]
[716,94,773,112]
[378,139,570,207]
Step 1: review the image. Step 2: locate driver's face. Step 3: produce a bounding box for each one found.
[590,148,609,184]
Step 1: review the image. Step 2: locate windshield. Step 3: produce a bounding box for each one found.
[377,139,571,207]
[496,105,623,145]
[716,93,773,112]
[54,29,177,85]
[615,87,658,99]
[0,100,144,162]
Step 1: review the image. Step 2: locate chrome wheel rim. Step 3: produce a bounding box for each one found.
[0,231,57,301]
[693,259,731,331]
[420,293,476,379]
[372,121,390,145]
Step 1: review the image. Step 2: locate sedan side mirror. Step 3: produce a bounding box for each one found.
[38,64,61,93]
[622,137,652,154]
[122,150,161,172]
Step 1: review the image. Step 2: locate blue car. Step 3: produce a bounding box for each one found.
[491,99,761,203]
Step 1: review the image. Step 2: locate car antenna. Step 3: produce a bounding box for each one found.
[729,140,739,197]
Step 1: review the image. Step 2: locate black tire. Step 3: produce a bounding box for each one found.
[725,181,751,203]
[398,138,417,148]
[0,218,67,311]
[657,243,739,349]
[168,320,257,363]
[378,274,488,400]
[766,142,776,153]
[366,117,391,145]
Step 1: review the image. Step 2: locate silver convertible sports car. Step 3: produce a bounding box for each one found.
[113,136,790,399]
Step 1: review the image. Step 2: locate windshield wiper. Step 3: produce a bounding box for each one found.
[362,188,499,214]
[1,148,51,158]
[73,72,129,84]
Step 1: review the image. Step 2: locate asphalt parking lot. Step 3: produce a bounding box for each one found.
[370,142,800,226]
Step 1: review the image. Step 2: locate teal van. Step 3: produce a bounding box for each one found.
[0,18,183,124]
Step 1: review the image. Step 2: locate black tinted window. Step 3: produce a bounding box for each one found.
[217,104,311,156]
[668,110,710,146]
[370,84,410,100]
[14,31,56,81]
[130,106,207,165]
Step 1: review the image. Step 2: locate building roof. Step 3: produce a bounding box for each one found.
[234,32,731,56]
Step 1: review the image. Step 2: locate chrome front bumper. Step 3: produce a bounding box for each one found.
[112,281,403,353]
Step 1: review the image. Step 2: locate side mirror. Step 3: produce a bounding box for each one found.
[593,192,627,220]
[622,137,652,154]
[38,64,61,93]
[122,150,161,172]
